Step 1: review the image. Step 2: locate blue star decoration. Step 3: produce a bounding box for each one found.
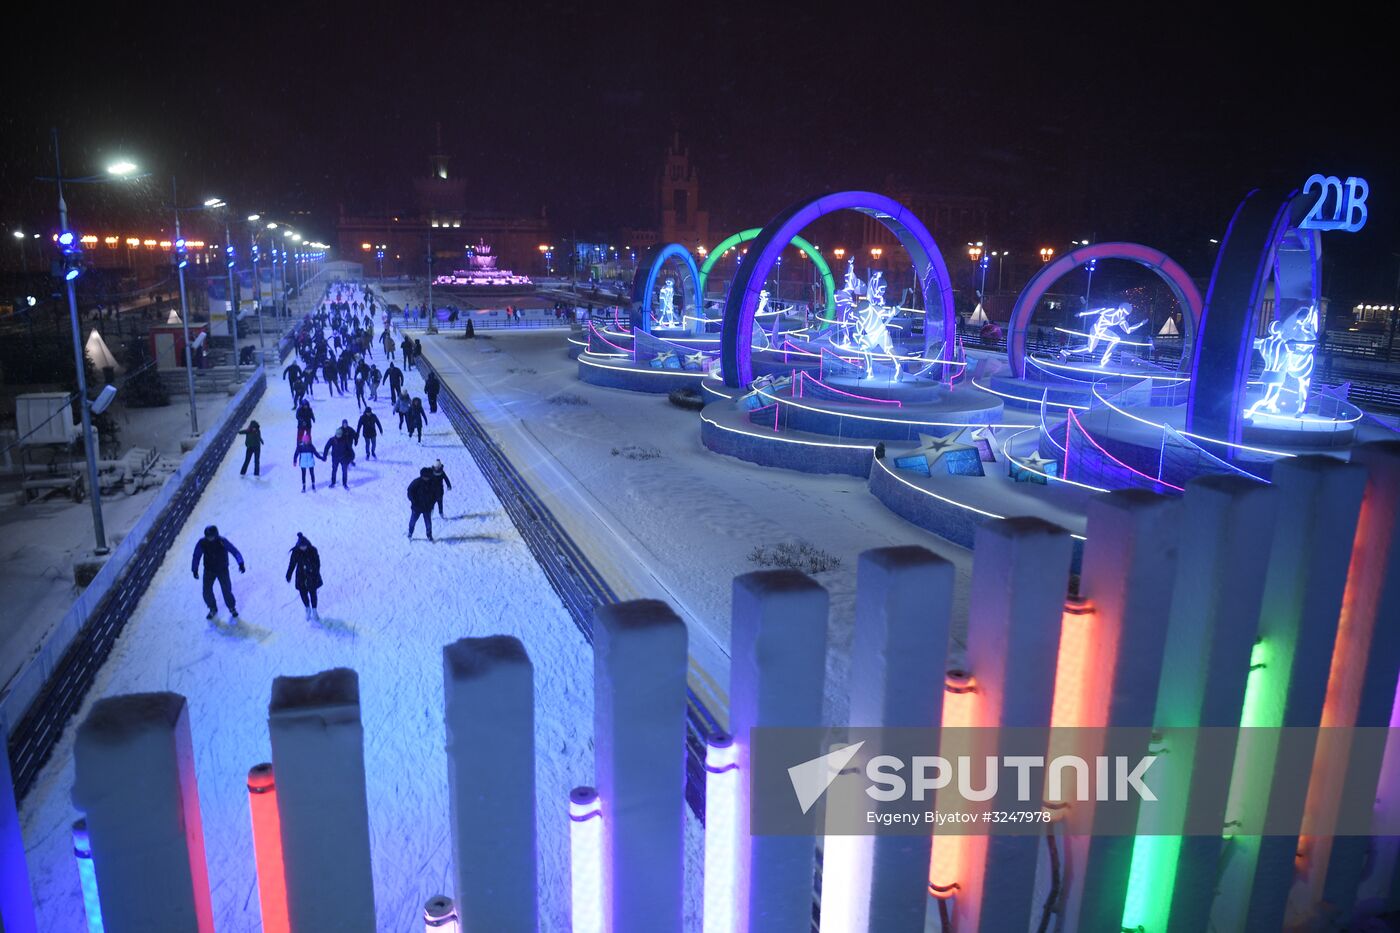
[649,351,681,370]
[893,429,982,477]
[684,351,709,371]
[1009,451,1059,484]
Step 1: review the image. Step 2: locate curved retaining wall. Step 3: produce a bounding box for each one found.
[700,408,874,477]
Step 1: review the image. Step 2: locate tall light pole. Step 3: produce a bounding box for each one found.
[248,216,266,357]
[171,179,199,436]
[203,199,243,379]
[42,131,142,554]
[425,228,437,334]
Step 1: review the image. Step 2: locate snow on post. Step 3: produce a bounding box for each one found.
[71,692,215,933]
[268,668,377,931]
[442,636,536,931]
[593,599,689,933]
[0,734,38,933]
[730,569,829,932]
[957,518,1073,932]
[823,546,954,933]
[1062,489,1182,931]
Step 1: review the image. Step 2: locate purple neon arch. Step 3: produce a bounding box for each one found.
[720,191,956,388]
[1006,243,1204,379]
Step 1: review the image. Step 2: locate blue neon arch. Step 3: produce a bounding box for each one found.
[630,243,702,334]
[719,191,956,387]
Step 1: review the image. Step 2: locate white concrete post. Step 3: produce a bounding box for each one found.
[268,668,376,931]
[71,692,214,932]
[828,546,954,932]
[950,518,1073,933]
[1212,456,1366,930]
[593,600,689,933]
[730,570,829,932]
[0,735,37,933]
[1140,474,1277,932]
[1062,490,1182,931]
[443,636,536,931]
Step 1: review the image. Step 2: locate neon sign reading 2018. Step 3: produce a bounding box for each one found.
[1300,174,1369,232]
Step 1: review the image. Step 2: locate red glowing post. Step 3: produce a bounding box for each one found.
[247,763,289,933]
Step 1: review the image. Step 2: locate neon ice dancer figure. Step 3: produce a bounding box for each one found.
[751,290,773,348]
[850,272,899,380]
[1060,303,1144,367]
[1244,304,1319,419]
[656,277,681,328]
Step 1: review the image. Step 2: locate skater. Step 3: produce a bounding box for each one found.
[237,420,264,476]
[354,366,368,409]
[285,532,323,622]
[381,327,395,360]
[357,406,383,459]
[414,338,423,365]
[191,524,245,620]
[400,334,415,370]
[429,458,452,517]
[406,396,428,443]
[322,425,356,489]
[394,393,412,431]
[407,467,437,540]
[296,399,316,434]
[282,360,303,398]
[424,371,441,413]
[294,435,325,491]
[368,363,382,400]
[386,361,404,402]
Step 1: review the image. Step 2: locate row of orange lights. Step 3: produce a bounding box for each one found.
[57,234,208,249]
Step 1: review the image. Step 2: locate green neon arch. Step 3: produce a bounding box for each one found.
[698,228,838,322]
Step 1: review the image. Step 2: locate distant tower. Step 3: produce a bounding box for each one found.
[659,132,709,249]
[415,123,466,226]
[431,122,450,180]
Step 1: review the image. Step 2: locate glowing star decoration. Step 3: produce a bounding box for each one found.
[892,429,975,476]
[1244,304,1319,420]
[1059,303,1146,367]
[649,350,680,370]
[655,277,681,328]
[1010,450,1060,484]
[684,351,709,371]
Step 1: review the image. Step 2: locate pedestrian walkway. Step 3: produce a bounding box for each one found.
[19,288,593,930]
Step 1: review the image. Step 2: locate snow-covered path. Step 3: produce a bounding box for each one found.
[19,307,594,930]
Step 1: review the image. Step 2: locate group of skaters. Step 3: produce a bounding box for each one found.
[202,281,469,622]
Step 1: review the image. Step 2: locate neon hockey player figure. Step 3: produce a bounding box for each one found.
[655,277,681,328]
[1060,302,1145,367]
[1244,304,1319,419]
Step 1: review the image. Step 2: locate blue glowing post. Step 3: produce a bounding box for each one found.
[224,221,241,379]
[172,179,198,435]
[0,739,37,933]
[72,819,104,933]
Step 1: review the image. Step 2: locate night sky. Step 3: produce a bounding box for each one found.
[4,3,1398,295]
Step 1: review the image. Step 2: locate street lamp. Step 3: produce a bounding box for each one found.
[833,247,846,262]
[38,131,145,554]
[990,250,1010,293]
[1039,247,1055,263]
[201,197,244,378]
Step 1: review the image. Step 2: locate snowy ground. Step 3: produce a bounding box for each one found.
[416,329,976,730]
[19,303,619,930]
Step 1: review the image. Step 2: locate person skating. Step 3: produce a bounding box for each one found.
[406,396,428,443]
[295,399,316,434]
[424,371,442,413]
[322,425,356,489]
[191,524,245,620]
[356,407,383,459]
[294,435,325,491]
[400,334,415,369]
[237,420,264,476]
[368,363,382,401]
[386,361,404,402]
[407,467,437,540]
[414,338,424,366]
[285,532,323,622]
[394,394,412,431]
[354,366,368,409]
[381,328,395,361]
[429,458,452,517]
[282,361,303,401]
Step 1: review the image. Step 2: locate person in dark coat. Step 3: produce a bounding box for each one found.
[401,335,415,369]
[322,425,356,489]
[414,338,423,364]
[368,363,382,400]
[191,524,245,620]
[429,458,452,517]
[424,372,442,413]
[405,397,428,443]
[237,420,264,476]
[285,532,323,622]
[356,407,383,459]
[381,328,395,361]
[354,367,368,409]
[407,467,437,540]
[295,400,315,434]
[282,362,303,404]
[322,359,340,396]
[386,362,405,402]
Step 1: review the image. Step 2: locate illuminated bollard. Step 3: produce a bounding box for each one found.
[423,895,458,932]
[730,570,829,932]
[72,818,104,933]
[929,671,977,905]
[0,735,37,933]
[703,734,740,933]
[593,601,688,933]
[569,787,606,933]
[827,546,953,933]
[71,692,215,933]
[268,668,376,931]
[246,764,289,933]
[442,636,536,931]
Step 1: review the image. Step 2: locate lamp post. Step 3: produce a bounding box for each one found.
[990,250,1010,294]
[426,228,437,334]
[40,131,142,554]
[170,179,200,436]
[202,199,243,379]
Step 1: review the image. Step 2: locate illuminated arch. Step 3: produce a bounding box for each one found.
[630,243,702,333]
[720,191,956,388]
[698,228,838,322]
[1184,187,1319,448]
[1007,242,1204,378]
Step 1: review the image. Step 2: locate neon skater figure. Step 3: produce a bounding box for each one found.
[848,270,900,380]
[1060,303,1145,367]
[1244,304,1319,419]
[655,277,681,328]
